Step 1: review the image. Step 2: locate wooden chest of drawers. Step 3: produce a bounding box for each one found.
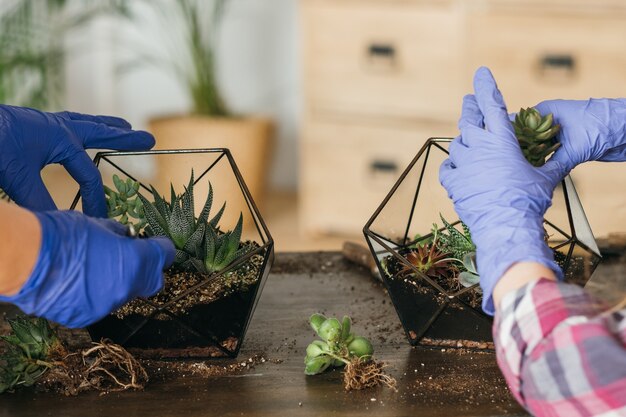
[300,0,626,239]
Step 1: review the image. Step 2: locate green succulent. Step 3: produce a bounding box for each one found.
[434,214,476,262]
[513,107,561,167]
[138,171,246,274]
[104,174,146,230]
[304,314,374,376]
[0,317,61,394]
[458,252,481,289]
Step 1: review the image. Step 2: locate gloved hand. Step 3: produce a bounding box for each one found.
[439,67,564,315]
[0,210,175,328]
[533,98,626,174]
[0,105,155,217]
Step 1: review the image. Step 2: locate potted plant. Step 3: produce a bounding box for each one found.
[71,149,274,358]
[0,0,128,109]
[363,109,602,350]
[127,0,274,214]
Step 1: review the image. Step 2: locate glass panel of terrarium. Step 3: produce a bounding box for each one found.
[543,178,573,245]
[369,138,453,247]
[564,176,600,257]
[404,139,458,244]
[42,164,79,209]
[364,233,399,265]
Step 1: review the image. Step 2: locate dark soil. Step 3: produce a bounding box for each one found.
[88,244,268,356]
[115,244,264,317]
[381,250,482,310]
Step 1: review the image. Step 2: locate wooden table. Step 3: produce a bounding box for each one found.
[3,251,624,417]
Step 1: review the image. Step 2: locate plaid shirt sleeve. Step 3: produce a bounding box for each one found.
[493,278,626,417]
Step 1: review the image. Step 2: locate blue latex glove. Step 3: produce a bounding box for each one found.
[532,98,626,175]
[0,105,155,217]
[0,210,175,328]
[439,67,564,315]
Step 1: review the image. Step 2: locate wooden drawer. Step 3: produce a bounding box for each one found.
[300,120,457,236]
[466,9,626,109]
[302,0,463,121]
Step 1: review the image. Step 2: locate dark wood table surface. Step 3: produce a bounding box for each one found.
[1,251,624,417]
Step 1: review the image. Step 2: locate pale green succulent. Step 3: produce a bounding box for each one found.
[304,314,374,375]
[105,174,146,230]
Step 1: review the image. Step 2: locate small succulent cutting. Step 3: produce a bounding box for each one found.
[305,314,395,391]
[0,317,62,393]
[138,171,247,274]
[513,107,561,167]
[105,175,146,231]
[458,252,480,288]
[0,316,147,395]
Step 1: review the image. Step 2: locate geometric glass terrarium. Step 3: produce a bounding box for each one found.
[364,138,601,349]
[70,149,274,358]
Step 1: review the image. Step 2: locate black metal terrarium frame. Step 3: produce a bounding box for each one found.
[364,138,601,349]
[70,149,274,358]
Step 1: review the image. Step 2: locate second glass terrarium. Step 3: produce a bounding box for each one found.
[364,138,601,349]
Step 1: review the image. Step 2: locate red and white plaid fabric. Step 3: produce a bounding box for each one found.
[494,278,626,417]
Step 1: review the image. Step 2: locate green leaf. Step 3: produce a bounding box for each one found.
[347,336,374,359]
[197,183,214,226]
[204,227,218,269]
[168,203,191,249]
[305,341,328,359]
[112,174,124,193]
[459,271,480,288]
[340,316,351,342]
[181,171,195,227]
[462,252,478,275]
[182,222,206,258]
[318,318,341,343]
[304,355,332,375]
[209,202,226,228]
[138,193,167,236]
[309,314,326,334]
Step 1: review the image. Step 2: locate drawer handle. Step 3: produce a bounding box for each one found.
[370,160,398,173]
[366,43,397,71]
[368,43,396,58]
[541,54,575,70]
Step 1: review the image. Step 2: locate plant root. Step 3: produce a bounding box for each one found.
[82,339,148,392]
[343,359,397,392]
[38,339,147,395]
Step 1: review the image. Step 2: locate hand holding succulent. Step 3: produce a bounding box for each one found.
[513,107,561,167]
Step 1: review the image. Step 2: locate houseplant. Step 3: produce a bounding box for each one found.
[128,0,273,216]
[0,0,128,109]
[71,149,274,358]
[363,110,602,350]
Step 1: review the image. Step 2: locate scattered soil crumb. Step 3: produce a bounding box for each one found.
[420,337,495,351]
[141,354,277,381]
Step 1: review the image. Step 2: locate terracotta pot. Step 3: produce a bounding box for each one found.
[149,115,274,227]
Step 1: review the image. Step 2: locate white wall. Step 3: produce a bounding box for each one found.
[64,0,301,190]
